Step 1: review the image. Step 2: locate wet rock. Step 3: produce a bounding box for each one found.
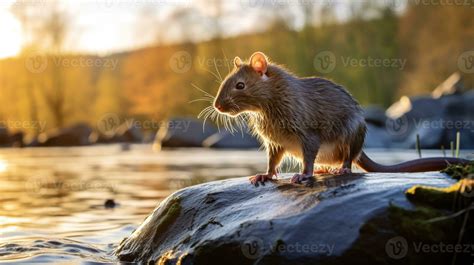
[363,105,386,127]
[401,119,445,149]
[104,199,116,209]
[37,123,94,147]
[386,91,474,149]
[439,93,474,149]
[203,128,260,149]
[385,99,422,144]
[431,72,464,98]
[154,118,217,149]
[116,173,456,264]
[9,131,24,147]
[364,124,391,148]
[94,120,144,144]
[0,127,23,147]
[113,121,143,143]
[0,126,9,145]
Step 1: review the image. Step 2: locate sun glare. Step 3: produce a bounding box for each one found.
[0,159,8,173]
[0,8,22,59]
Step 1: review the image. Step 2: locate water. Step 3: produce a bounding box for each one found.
[0,145,470,264]
[0,145,266,264]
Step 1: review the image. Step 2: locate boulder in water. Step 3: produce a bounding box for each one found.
[154,118,217,149]
[37,123,94,147]
[116,172,459,264]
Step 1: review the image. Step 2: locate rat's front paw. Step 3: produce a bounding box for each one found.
[249,173,276,186]
[291,173,312,184]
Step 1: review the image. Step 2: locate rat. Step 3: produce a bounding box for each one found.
[213,52,470,185]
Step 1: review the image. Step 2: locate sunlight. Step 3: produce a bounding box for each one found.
[0,8,21,58]
[0,159,8,173]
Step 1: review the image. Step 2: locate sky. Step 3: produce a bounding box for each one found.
[0,0,404,59]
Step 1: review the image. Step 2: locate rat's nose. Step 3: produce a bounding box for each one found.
[215,103,224,112]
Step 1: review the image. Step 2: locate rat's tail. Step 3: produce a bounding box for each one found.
[356,151,470,172]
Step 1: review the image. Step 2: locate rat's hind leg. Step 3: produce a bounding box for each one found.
[331,125,365,175]
[329,160,352,175]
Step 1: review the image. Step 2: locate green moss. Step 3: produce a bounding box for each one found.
[152,197,182,242]
[441,161,474,180]
[388,204,455,242]
[405,179,474,210]
[320,202,467,265]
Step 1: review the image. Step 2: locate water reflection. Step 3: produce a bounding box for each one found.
[0,158,8,172]
[0,145,265,263]
[0,145,469,263]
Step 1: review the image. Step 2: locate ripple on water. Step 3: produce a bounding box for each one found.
[0,238,117,263]
[2,146,455,263]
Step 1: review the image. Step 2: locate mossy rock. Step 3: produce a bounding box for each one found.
[406,179,474,210]
[441,161,474,180]
[115,173,464,264]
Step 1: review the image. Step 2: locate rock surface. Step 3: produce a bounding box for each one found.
[115,173,456,264]
[154,118,217,149]
[36,123,94,147]
[203,129,260,149]
[0,127,23,147]
[363,105,387,127]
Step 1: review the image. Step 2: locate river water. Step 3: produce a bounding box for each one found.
[0,145,470,264]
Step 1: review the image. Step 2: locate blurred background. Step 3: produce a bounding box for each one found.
[0,0,473,263]
[0,0,472,149]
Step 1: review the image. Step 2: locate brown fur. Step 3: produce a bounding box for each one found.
[213,52,469,183]
[214,53,365,182]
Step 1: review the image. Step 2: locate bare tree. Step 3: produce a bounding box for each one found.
[11,1,40,132]
[13,1,71,128]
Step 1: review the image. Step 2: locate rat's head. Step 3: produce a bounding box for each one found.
[213,52,272,117]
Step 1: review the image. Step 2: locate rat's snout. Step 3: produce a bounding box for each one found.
[215,103,224,112]
[214,100,225,112]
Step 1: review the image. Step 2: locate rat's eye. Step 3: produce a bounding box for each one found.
[235,82,245,90]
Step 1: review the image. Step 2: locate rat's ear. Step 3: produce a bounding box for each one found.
[249,52,268,75]
[233,56,242,68]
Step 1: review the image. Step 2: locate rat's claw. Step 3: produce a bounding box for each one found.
[291,173,311,184]
[249,173,275,186]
